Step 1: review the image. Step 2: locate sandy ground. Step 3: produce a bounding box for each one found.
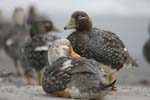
[0,76,150,100]
[0,50,150,100]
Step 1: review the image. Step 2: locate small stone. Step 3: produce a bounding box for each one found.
[145,94,150,97]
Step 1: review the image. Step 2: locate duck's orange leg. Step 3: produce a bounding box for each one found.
[37,70,42,85]
[70,47,80,58]
[15,63,22,77]
[24,71,33,85]
[108,71,115,84]
[108,71,117,95]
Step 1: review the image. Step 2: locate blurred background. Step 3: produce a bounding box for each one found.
[0,0,150,85]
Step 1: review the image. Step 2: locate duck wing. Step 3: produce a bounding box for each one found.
[143,39,150,64]
[42,57,102,93]
[88,28,137,70]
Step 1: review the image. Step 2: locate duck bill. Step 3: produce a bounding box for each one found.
[64,18,77,30]
[103,80,116,89]
[70,47,80,58]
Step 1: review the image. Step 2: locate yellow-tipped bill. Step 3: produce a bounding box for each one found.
[64,18,77,30]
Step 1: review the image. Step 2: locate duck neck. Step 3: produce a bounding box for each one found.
[77,20,93,32]
[48,48,67,66]
[30,28,48,38]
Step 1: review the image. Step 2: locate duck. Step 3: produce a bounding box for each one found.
[23,20,60,85]
[0,9,5,49]
[64,11,138,85]
[42,38,116,100]
[27,5,48,26]
[0,9,12,50]
[143,38,150,64]
[27,5,59,32]
[4,7,31,77]
[143,23,150,64]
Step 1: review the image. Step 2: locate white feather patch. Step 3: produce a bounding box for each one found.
[124,48,128,52]
[65,86,81,98]
[6,39,14,46]
[34,46,49,51]
[61,60,73,70]
[123,63,132,68]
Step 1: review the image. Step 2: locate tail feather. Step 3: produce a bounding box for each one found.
[125,51,139,67]
[132,59,139,67]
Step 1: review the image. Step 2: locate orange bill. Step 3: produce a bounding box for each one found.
[70,47,80,58]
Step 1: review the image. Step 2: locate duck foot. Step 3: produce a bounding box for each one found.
[47,91,71,98]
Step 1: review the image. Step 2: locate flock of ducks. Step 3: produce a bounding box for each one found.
[0,5,149,100]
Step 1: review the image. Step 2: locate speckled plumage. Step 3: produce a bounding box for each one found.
[42,39,115,99]
[3,7,31,75]
[0,10,12,49]
[68,28,134,70]
[42,57,113,99]
[22,20,60,84]
[4,25,30,71]
[0,22,12,49]
[66,11,137,71]
[143,39,150,64]
[23,33,59,71]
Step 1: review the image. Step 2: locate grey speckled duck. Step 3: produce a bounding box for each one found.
[4,7,30,77]
[42,39,115,100]
[27,5,48,26]
[23,20,60,85]
[0,9,12,50]
[64,11,138,84]
[143,23,150,64]
[143,38,150,64]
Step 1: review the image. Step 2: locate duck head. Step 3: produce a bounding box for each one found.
[30,20,53,37]
[12,7,26,26]
[64,11,93,32]
[28,5,37,18]
[48,39,80,65]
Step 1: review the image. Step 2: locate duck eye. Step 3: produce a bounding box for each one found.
[103,74,107,78]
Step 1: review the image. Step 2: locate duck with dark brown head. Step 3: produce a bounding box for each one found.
[23,20,60,85]
[64,11,138,88]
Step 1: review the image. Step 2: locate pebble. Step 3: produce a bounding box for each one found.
[144,94,150,97]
